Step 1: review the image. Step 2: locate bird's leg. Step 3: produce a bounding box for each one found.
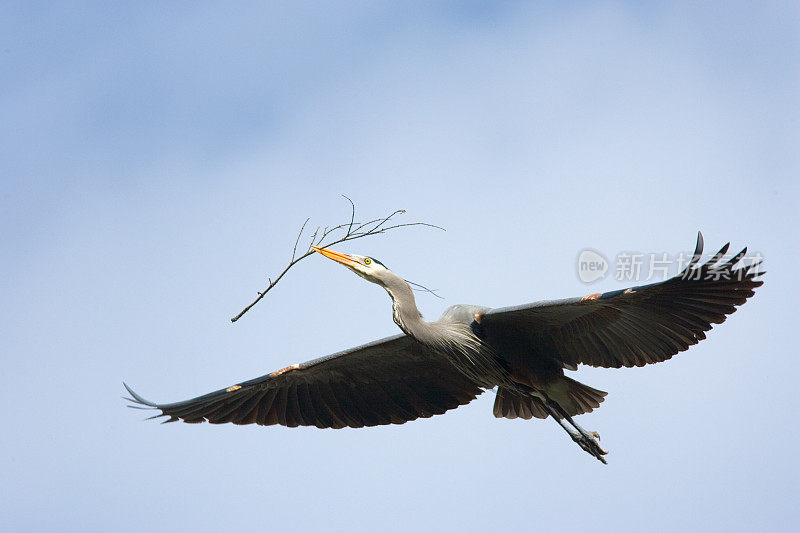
[542,401,608,464]
[548,407,584,440]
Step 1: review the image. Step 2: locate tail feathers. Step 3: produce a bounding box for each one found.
[493,388,549,420]
[493,378,608,420]
[559,377,607,417]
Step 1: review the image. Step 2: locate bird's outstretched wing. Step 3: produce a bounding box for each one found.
[481,233,764,368]
[124,334,483,428]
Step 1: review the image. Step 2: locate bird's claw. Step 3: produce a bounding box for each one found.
[572,431,608,463]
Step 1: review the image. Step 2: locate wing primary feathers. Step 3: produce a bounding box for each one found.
[725,247,748,269]
[483,233,763,370]
[682,231,705,273]
[707,243,731,268]
[123,382,157,408]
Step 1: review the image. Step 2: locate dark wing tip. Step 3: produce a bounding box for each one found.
[123,382,158,408]
[682,231,705,272]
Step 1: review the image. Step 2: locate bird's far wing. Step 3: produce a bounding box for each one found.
[124,334,483,428]
[481,233,764,368]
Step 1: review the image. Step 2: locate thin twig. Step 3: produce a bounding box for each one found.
[291,218,310,262]
[230,198,444,322]
[344,195,355,237]
[404,279,445,300]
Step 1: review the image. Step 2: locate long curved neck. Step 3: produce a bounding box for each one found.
[381,271,499,388]
[382,274,468,349]
[383,275,427,338]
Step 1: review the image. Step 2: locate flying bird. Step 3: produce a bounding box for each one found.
[125,233,762,463]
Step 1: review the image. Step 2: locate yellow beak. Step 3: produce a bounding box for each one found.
[312,246,361,268]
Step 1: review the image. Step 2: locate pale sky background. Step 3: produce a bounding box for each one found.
[2,2,798,532]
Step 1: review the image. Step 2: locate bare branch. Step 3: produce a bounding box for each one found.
[308,226,320,251]
[230,200,444,322]
[343,194,355,237]
[291,218,310,262]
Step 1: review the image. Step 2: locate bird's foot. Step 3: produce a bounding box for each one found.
[571,430,608,464]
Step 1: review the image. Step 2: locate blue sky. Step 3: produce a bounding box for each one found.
[2,2,798,531]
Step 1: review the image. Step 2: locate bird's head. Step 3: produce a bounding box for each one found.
[312,246,395,288]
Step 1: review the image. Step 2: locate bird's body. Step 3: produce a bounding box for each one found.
[126,233,762,463]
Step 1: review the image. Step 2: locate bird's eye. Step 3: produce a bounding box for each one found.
[364,258,372,265]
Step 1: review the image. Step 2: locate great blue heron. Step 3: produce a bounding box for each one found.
[125,233,762,463]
